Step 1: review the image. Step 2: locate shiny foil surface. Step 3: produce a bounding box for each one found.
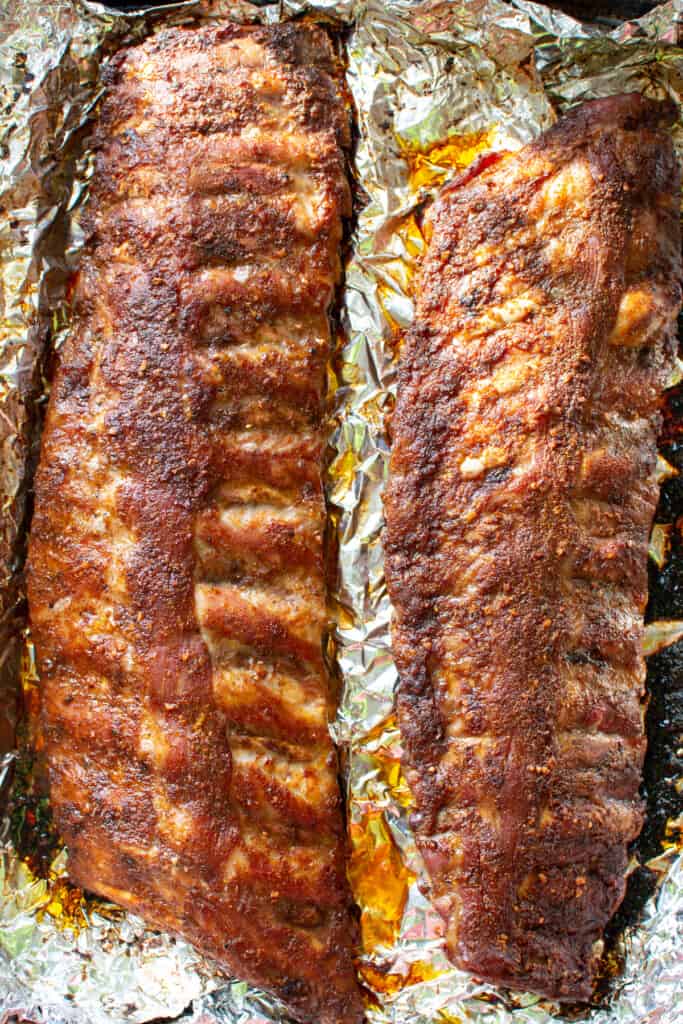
[1,2,683,1023]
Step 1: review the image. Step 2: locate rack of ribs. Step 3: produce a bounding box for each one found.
[26,22,362,1024]
[384,94,682,1001]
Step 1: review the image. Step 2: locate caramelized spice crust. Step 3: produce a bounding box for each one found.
[384,95,682,1001]
[27,23,362,1024]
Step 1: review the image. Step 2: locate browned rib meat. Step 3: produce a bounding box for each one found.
[26,23,362,1024]
[384,95,682,1001]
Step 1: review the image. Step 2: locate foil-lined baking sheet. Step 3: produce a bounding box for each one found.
[1,1,683,1023]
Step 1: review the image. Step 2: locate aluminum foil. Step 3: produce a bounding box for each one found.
[1,1,683,1023]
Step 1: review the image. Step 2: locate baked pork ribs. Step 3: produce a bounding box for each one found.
[27,23,362,1024]
[384,95,682,1000]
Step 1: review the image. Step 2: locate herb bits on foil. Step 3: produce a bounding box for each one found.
[2,2,683,1024]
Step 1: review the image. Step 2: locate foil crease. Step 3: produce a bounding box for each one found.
[1,2,683,1023]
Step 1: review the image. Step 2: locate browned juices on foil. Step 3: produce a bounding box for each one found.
[26,23,363,1024]
[384,95,683,1001]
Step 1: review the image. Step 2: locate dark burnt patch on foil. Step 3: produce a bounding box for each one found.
[599,372,683,1002]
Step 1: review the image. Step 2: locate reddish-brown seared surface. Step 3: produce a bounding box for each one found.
[384,95,682,1001]
[26,23,363,1024]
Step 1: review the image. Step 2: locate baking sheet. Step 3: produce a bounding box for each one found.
[1,2,682,1023]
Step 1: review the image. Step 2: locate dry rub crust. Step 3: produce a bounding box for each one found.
[384,95,682,1001]
[26,23,363,1024]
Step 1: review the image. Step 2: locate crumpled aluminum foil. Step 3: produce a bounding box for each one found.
[1,1,683,1023]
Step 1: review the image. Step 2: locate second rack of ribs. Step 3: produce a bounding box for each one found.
[384,95,682,1001]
